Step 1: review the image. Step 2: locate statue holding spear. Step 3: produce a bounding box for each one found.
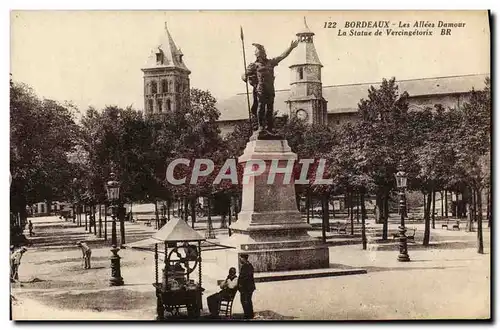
[240,27,298,137]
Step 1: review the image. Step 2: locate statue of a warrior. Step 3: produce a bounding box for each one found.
[242,40,298,134]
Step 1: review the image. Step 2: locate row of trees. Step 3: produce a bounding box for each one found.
[10,76,490,252]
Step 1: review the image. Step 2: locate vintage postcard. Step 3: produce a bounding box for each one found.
[10,10,490,321]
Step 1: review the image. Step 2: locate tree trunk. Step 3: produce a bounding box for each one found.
[228,199,232,237]
[332,197,335,219]
[350,192,354,236]
[191,197,196,229]
[487,188,491,228]
[120,203,125,246]
[350,192,354,226]
[346,193,350,218]
[167,199,171,222]
[360,190,367,250]
[423,192,427,218]
[356,194,360,224]
[431,189,436,229]
[309,195,314,219]
[423,191,432,246]
[154,199,159,229]
[440,191,444,218]
[444,189,448,218]
[98,204,102,238]
[104,205,108,241]
[93,205,97,235]
[84,206,88,231]
[235,194,240,220]
[477,188,484,254]
[375,194,383,224]
[184,198,189,222]
[468,189,474,232]
[321,195,329,243]
[382,193,389,241]
[306,191,310,224]
[207,197,215,239]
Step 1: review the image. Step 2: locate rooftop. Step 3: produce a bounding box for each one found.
[217,73,489,122]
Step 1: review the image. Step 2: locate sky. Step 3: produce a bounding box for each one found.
[10,10,490,114]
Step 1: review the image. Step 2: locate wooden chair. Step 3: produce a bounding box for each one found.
[218,290,237,319]
[406,228,417,241]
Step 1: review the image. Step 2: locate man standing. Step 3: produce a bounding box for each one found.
[207,267,238,317]
[10,247,27,282]
[238,253,256,319]
[76,241,92,269]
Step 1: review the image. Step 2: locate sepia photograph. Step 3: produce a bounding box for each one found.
[9,10,491,321]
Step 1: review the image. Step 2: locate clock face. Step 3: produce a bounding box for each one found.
[296,109,308,120]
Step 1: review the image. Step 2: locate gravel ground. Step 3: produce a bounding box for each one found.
[11,216,490,320]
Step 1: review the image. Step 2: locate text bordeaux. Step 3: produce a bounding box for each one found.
[344,21,390,28]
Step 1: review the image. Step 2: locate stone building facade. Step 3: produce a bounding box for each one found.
[142,24,190,117]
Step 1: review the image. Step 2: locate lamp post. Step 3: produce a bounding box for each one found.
[395,168,410,262]
[106,172,124,286]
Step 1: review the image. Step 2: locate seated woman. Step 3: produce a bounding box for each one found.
[207,267,238,317]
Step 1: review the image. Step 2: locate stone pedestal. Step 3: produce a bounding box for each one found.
[223,139,329,272]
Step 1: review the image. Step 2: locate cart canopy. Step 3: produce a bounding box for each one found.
[152,218,205,242]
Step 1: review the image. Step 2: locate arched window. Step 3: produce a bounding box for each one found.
[161,80,168,94]
[151,81,158,94]
[298,67,304,80]
[166,99,172,111]
[148,99,153,113]
[156,50,163,65]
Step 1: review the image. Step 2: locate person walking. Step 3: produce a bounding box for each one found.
[76,241,92,269]
[10,247,27,282]
[28,220,34,237]
[238,253,256,319]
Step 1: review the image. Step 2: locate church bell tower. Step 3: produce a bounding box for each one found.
[286,18,327,125]
[142,23,191,117]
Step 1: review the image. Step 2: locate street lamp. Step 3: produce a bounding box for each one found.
[395,168,410,262]
[106,172,124,286]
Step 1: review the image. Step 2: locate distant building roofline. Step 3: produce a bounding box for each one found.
[235,73,490,96]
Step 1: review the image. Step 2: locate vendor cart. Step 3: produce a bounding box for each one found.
[151,218,206,320]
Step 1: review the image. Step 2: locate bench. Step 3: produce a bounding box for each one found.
[392,228,416,241]
[330,222,347,234]
[337,226,347,234]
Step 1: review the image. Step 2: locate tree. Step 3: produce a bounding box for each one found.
[10,79,79,244]
[357,78,410,240]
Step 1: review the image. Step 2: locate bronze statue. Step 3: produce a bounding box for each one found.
[242,40,298,135]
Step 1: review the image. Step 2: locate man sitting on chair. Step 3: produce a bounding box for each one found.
[207,267,238,317]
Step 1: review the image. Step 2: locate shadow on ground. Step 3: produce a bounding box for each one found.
[372,240,484,251]
[162,310,295,321]
[22,288,156,311]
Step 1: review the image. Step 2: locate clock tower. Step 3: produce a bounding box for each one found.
[286,17,327,125]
